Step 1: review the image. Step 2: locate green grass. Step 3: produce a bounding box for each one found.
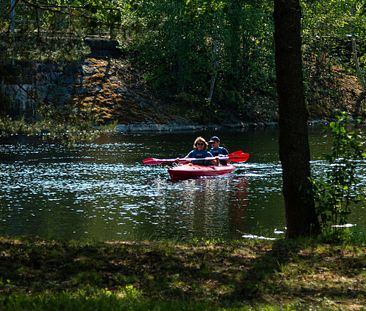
[0,237,365,310]
[0,289,347,311]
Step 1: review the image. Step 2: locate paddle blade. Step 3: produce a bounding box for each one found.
[228,152,250,163]
[229,150,244,156]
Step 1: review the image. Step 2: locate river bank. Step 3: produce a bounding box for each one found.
[113,120,328,133]
[113,120,278,133]
[0,113,324,138]
[0,236,365,310]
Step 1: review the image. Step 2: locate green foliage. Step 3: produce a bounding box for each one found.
[1,0,365,122]
[311,112,366,241]
[302,0,366,113]
[120,0,275,120]
[0,0,126,62]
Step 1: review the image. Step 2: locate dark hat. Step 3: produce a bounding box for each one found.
[209,136,220,143]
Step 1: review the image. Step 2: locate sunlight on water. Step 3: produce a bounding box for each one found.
[0,129,365,241]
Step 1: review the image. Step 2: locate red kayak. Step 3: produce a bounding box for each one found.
[168,164,236,181]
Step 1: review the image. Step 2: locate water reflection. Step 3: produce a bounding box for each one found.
[169,177,249,239]
[228,178,249,238]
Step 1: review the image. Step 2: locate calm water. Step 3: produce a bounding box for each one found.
[0,127,365,241]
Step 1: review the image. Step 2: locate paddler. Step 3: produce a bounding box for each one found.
[184,136,217,166]
[209,136,229,165]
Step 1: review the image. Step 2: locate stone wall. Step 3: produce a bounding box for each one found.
[0,38,124,120]
[0,61,79,118]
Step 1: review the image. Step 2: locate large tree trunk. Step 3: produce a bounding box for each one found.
[274,0,320,238]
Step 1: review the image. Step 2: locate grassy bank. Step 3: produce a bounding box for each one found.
[0,237,365,310]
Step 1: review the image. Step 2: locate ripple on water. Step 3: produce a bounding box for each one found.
[1,135,366,241]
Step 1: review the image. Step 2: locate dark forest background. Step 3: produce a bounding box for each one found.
[0,0,365,125]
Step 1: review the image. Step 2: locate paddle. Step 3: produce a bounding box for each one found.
[142,150,250,165]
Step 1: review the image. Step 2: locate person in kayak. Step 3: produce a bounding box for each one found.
[184,136,217,166]
[209,136,229,165]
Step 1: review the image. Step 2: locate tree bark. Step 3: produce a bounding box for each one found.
[274,0,320,238]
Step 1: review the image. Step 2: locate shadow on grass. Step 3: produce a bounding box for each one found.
[225,238,366,307]
[0,237,365,309]
[227,239,302,302]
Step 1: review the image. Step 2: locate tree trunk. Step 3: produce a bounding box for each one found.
[274,0,320,238]
[207,40,219,104]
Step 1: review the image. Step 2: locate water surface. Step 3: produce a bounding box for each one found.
[0,128,365,241]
